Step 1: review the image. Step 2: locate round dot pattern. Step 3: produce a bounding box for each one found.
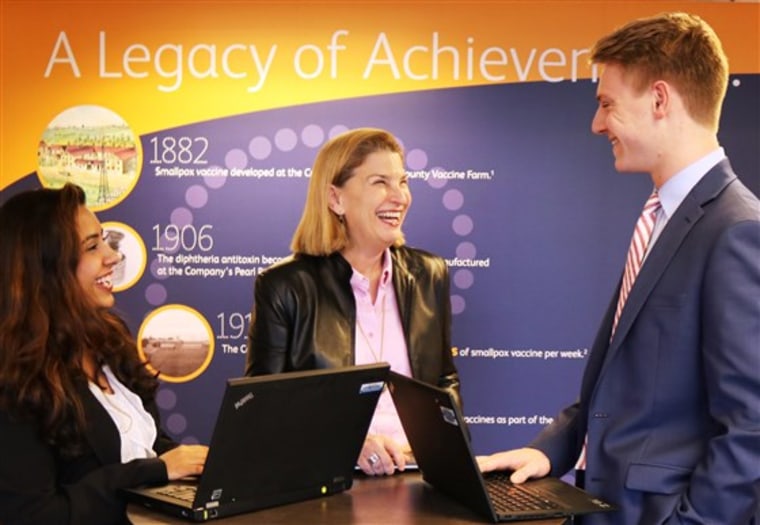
[147,122,481,439]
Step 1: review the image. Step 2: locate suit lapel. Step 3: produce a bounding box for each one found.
[390,248,417,369]
[605,161,736,353]
[79,382,122,464]
[607,201,702,349]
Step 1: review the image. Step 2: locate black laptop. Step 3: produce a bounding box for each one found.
[126,363,390,521]
[387,371,616,523]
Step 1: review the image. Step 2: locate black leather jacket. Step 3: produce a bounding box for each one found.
[245,246,460,399]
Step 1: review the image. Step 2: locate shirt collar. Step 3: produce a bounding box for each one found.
[658,147,725,219]
[349,248,393,291]
[380,248,393,286]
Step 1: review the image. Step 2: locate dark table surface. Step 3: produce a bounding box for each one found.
[128,470,568,524]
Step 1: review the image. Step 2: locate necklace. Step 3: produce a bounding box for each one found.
[356,293,386,362]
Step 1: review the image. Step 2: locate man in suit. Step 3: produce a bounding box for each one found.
[478,12,759,525]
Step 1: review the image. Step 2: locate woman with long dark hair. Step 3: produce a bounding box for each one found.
[0,183,207,524]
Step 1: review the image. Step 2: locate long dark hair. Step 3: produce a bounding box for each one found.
[0,183,158,456]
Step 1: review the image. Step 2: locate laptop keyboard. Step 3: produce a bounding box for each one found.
[155,484,197,503]
[485,472,563,513]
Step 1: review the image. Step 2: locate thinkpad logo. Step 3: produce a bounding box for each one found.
[234,392,254,410]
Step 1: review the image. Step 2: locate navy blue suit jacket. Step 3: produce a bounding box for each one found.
[531,159,760,524]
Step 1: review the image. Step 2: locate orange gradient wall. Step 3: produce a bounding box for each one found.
[2,1,758,188]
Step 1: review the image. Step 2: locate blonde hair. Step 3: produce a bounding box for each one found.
[592,12,729,130]
[290,128,405,255]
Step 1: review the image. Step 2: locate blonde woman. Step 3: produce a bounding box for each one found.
[246,128,460,476]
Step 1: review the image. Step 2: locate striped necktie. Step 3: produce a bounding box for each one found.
[575,190,661,471]
[611,190,661,337]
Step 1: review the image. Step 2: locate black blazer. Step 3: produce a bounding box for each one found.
[0,382,175,525]
[246,246,460,400]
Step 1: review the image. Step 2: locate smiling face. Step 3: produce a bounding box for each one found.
[329,150,411,255]
[591,63,661,174]
[75,206,120,309]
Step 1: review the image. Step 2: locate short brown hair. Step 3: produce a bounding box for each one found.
[290,128,405,255]
[591,12,728,130]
